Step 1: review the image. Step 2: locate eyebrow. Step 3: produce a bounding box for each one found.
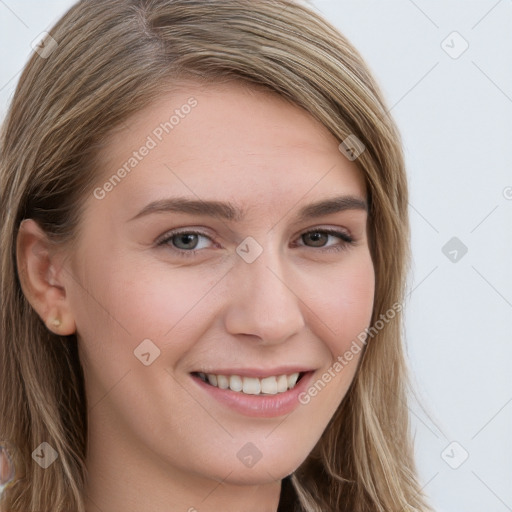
[128,195,368,223]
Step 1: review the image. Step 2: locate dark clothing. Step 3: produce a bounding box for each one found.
[277,476,296,512]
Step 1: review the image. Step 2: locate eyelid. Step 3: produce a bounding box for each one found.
[154,228,215,247]
[295,227,353,244]
[155,226,355,256]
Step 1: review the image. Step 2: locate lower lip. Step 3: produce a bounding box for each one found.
[191,372,314,418]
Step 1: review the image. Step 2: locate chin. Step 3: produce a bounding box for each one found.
[202,450,308,486]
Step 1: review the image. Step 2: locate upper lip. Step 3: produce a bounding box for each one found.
[191,366,315,378]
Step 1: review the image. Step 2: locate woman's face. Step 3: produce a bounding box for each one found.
[64,82,374,488]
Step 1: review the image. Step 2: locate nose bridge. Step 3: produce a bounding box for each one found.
[223,240,306,343]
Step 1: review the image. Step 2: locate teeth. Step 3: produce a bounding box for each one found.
[197,372,301,395]
[260,376,278,395]
[242,377,261,395]
[229,375,243,392]
[217,374,229,389]
[276,375,288,393]
[287,373,299,388]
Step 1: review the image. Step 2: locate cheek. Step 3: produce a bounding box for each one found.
[112,263,224,349]
[310,253,375,356]
[69,250,222,364]
[294,255,374,419]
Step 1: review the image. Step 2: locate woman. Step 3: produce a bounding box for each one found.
[0,0,432,510]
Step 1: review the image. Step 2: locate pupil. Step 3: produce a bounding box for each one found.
[175,233,197,249]
[306,232,326,247]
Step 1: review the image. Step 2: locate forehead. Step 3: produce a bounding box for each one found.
[92,81,366,222]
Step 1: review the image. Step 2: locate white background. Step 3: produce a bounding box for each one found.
[1,1,511,511]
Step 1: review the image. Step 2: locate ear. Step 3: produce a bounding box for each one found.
[16,219,76,336]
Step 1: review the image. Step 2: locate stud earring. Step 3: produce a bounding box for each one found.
[51,317,61,328]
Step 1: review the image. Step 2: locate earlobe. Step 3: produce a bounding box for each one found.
[16,219,76,336]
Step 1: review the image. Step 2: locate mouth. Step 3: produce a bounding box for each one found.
[191,371,307,396]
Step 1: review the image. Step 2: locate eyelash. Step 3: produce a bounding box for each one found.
[155,228,355,258]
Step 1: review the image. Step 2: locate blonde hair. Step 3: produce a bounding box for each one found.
[0,1,432,510]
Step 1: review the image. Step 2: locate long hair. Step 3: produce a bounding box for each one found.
[0,1,431,510]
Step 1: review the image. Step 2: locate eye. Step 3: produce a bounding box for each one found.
[155,227,355,258]
[156,230,214,255]
[297,228,354,252]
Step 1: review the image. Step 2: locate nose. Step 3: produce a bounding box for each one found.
[223,245,306,345]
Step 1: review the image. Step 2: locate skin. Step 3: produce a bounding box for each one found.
[17,82,375,512]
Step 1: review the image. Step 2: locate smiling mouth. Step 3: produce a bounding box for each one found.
[191,371,307,396]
